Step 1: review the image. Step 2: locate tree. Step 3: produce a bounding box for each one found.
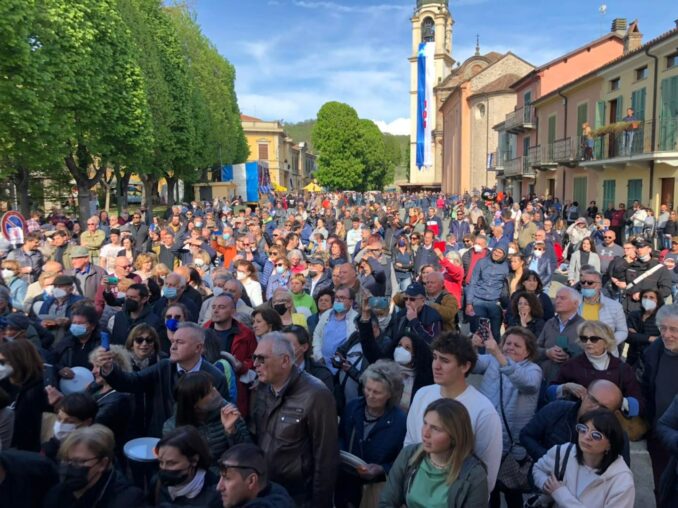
[358,119,387,190]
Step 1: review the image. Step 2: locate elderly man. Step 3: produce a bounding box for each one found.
[152,272,200,322]
[517,212,538,250]
[578,267,627,350]
[389,282,442,345]
[96,322,229,437]
[537,287,585,383]
[65,246,107,303]
[524,229,558,271]
[23,260,63,308]
[79,216,106,264]
[223,332,337,508]
[418,270,457,331]
[199,271,231,325]
[520,379,630,464]
[313,286,359,372]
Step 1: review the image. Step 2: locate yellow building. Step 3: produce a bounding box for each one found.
[529,23,678,210]
[240,115,316,191]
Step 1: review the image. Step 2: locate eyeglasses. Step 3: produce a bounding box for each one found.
[404,296,422,301]
[579,280,598,286]
[165,314,183,320]
[579,335,604,343]
[87,223,96,226]
[603,236,614,239]
[252,354,270,365]
[62,456,101,468]
[575,423,605,441]
[275,263,285,267]
[134,337,154,345]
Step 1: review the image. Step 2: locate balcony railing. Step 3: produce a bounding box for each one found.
[586,119,653,162]
[487,149,512,171]
[504,156,535,177]
[552,137,581,164]
[505,105,536,133]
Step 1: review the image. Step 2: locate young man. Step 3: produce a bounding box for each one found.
[404,331,502,491]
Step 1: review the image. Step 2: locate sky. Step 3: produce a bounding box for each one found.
[193,0,677,135]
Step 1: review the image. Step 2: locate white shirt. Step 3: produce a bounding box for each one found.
[404,383,503,492]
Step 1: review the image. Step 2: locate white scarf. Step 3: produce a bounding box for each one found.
[167,469,206,500]
[587,351,610,371]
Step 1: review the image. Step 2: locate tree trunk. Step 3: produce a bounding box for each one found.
[15,167,31,217]
[65,150,105,225]
[140,173,157,225]
[166,176,177,207]
[114,166,131,214]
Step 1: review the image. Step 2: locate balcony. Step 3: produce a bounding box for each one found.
[552,137,581,166]
[504,156,535,178]
[527,144,557,170]
[579,118,671,168]
[487,150,511,171]
[505,105,536,134]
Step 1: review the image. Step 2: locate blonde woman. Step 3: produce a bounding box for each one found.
[380,399,488,507]
[133,252,157,281]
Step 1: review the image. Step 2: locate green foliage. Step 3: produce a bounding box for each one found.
[284,120,317,152]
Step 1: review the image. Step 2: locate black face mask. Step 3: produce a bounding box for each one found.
[59,463,91,492]
[123,299,140,313]
[308,270,318,278]
[158,467,189,487]
[273,303,287,316]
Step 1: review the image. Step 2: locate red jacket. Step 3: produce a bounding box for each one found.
[203,319,257,416]
[439,257,463,308]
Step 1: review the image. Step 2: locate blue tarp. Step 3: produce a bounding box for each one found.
[221,164,234,181]
[245,162,259,202]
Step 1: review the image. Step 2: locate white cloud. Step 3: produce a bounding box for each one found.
[374,118,410,135]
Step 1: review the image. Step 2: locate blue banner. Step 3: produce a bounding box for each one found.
[416,42,426,169]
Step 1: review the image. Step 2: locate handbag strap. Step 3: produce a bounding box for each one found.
[555,443,574,481]
[498,373,516,445]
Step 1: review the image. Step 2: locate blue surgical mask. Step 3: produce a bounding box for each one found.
[333,302,346,313]
[69,324,88,337]
[163,287,178,299]
[222,233,231,240]
[165,318,179,332]
[581,288,597,298]
[276,266,285,275]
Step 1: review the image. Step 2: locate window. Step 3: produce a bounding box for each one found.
[667,52,678,69]
[627,179,643,206]
[610,78,620,91]
[576,103,588,136]
[422,17,435,43]
[635,66,648,81]
[603,180,616,211]
[258,143,269,161]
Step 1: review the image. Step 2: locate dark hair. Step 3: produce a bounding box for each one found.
[639,288,664,312]
[517,270,544,293]
[71,304,99,327]
[252,307,283,331]
[330,239,348,259]
[188,267,202,286]
[128,283,149,299]
[163,302,190,321]
[174,372,213,427]
[281,324,312,359]
[430,332,477,376]
[387,333,433,389]
[335,285,356,301]
[219,443,268,485]
[0,340,43,385]
[155,425,212,471]
[576,409,625,474]
[501,326,539,362]
[579,237,597,253]
[510,290,544,319]
[56,392,98,422]
[314,287,335,305]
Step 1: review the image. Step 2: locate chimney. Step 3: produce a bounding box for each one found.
[623,20,643,54]
[611,18,627,37]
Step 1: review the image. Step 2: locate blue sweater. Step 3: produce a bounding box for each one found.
[338,397,406,473]
[466,256,509,302]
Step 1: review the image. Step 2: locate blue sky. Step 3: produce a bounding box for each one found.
[194,0,677,134]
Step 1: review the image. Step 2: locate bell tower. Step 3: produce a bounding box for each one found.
[409,0,454,188]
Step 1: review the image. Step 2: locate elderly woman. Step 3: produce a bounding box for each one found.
[337,360,407,508]
[133,252,156,282]
[548,320,645,420]
[265,256,291,300]
[287,248,307,275]
[1,259,28,310]
[271,288,307,329]
[43,425,144,507]
[471,326,542,508]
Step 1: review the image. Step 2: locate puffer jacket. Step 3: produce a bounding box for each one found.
[246,367,338,508]
[379,444,488,508]
[532,444,634,508]
[465,255,509,302]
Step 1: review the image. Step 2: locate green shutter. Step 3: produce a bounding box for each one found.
[616,96,624,121]
[577,103,588,136]
[627,179,643,206]
[602,180,616,210]
[631,88,646,120]
[660,76,678,151]
[548,116,557,143]
[595,101,606,159]
[573,177,587,207]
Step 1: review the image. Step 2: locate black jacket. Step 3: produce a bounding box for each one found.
[155,469,220,507]
[103,357,228,437]
[11,377,48,452]
[110,304,164,345]
[43,468,144,508]
[53,332,102,373]
[208,481,296,508]
[0,449,58,508]
[153,291,200,322]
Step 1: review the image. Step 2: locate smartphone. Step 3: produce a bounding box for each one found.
[107,276,119,285]
[368,296,390,310]
[100,331,110,352]
[478,318,491,341]
[331,353,344,369]
[555,335,570,353]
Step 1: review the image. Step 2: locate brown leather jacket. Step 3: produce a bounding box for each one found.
[250,366,338,508]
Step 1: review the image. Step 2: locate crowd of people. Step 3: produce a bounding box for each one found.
[0,190,677,508]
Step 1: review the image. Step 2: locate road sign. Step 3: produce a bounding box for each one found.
[1,211,27,246]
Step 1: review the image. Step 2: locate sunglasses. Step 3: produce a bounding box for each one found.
[579,280,598,286]
[165,314,183,320]
[404,296,422,301]
[579,335,604,343]
[134,337,154,345]
[575,423,605,441]
[603,236,614,239]
[275,263,285,267]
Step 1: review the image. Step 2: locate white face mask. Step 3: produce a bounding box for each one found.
[194,258,205,267]
[641,299,657,312]
[52,287,67,299]
[508,248,517,255]
[0,363,14,380]
[393,346,412,366]
[212,286,224,297]
[473,245,482,253]
[1,269,14,280]
[53,420,77,441]
[533,250,544,258]
[236,271,247,281]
